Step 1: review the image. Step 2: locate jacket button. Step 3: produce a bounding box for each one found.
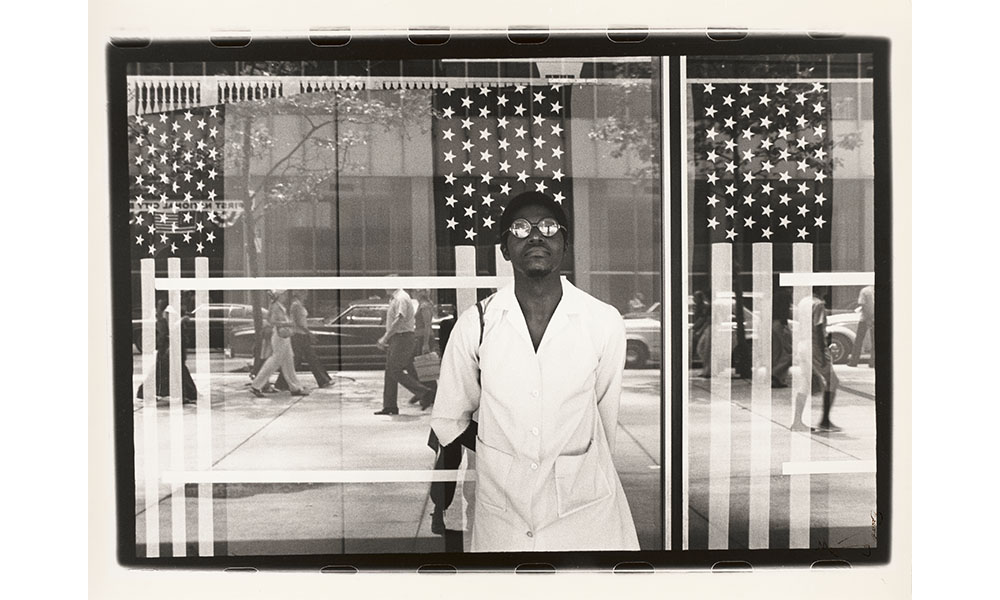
[526,531,533,538]
[531,427,539,436]
[530,462,538,470]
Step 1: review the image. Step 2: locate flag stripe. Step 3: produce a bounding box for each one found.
[161,470,478,484]
[572,184,592,292]
[708,243,733,549]
[140,260,160,557]
[494,246,513,279]
[779,272,873,287]
[194,257,214,557]
[748,242,773,549]
[789,243,813,548]
[455,247,479,315]
[153,275,513,291]
[782,461,876,475]
[167,258,187,556]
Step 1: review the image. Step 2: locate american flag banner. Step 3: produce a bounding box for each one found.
[128,105,234,557]
[431,83,573,283]
[692,81,833,248]
[128,105,233,259]
[689,79,834,550]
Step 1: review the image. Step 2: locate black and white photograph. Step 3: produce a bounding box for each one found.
[103,33,893,573]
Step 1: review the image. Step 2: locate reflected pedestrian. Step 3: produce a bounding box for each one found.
[374,286,433,415]
[248,297,275,392]
[849,284,875,368]
[275,290,333,390]
[414,290,436,355]
[790,290,840,433]
[250,290,308,398]
[137,297,198,403]
[410,289,438,410]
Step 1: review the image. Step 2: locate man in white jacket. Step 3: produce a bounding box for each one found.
[431,192,639,552]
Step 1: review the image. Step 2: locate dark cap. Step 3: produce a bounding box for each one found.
[497,191,570,244]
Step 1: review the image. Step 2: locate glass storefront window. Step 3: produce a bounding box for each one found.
[682,54,877,551]
[125,57,664,557]
[117,48,886,564]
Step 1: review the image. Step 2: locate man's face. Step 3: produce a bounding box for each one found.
[501,204,566,279]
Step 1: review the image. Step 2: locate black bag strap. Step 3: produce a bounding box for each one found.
[429,294,495,456]
[476,293,495,349]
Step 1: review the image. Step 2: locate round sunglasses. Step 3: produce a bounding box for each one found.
[507,217,566,239]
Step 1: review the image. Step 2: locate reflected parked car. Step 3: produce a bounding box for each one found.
[826,310,873,364]
[624,303,661,369]
[132,303,267,352]
[687,298,865,367]
[622,298,760,369]
[228,302,456,370]
[589,295,862,371]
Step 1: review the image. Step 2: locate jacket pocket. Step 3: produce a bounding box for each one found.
[475,436,514,513]
[554,440,612,518]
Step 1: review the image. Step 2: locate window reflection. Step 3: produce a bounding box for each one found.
[127,57,664,557]
[683,54,877,551]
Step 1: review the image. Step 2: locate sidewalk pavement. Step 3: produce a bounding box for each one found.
[129,358,877,557]
[686,363,878,550]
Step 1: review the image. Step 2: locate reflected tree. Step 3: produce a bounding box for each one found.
[223,61,431,369]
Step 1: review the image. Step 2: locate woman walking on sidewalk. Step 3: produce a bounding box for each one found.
[790,291,840,433]
[275,290,333,390]
[250,290,309,398]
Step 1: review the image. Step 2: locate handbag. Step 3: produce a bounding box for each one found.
[413,351,441,382]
